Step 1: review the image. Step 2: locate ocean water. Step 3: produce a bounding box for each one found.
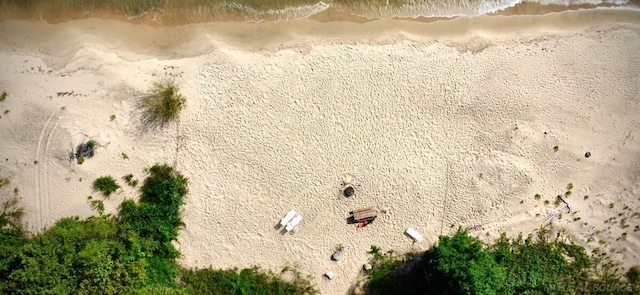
[0,0,635,22]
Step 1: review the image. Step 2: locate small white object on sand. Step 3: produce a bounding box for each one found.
[325,271,334,280]
[405,227,424,243]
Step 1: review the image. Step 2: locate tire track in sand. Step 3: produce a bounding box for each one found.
[35,113,59,230]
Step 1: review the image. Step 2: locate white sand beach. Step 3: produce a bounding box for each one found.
[1,9,639,294]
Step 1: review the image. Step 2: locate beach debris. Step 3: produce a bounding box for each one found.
[585,152,591,158]
[69,136,105,164]
[351,206,378,225]
[325,271,334,280]
[558,196,572,213]
[56,90,76,97]
[543,209,561,223]
[405,227,425,243]
[331,251,342,261]
[543,200,571,223]
[363,264,372,271]
[343,186,355,197]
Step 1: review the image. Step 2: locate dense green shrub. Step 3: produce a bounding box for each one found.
[93,176,120,197]
[119,164,187,258]
[0,162,317,294]
[422,229,506,295]
[1,216,146,294]
[361,228,640,295]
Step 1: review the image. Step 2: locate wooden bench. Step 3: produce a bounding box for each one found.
[352,206,378,222]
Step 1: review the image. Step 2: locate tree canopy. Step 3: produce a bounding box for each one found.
[361,228,639,295]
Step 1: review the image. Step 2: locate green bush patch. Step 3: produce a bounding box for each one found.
[140,79,186,127]
[92,176,120,197]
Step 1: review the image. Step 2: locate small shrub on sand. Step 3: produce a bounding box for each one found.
[92,176,120,197]
[553,146,559,152]
[140,79,186,127]
[535,194,541,200]
[122,174,138,187]
[87,196,105,215]
[0,177,9,188]
[73,139,99,163]
[584,195,589,200]
[544,200,550,205]
[121,152,129,160]
[567,183,574,190]
[609,203,614,209]
[110,114,116,121]
[0,91,6,101]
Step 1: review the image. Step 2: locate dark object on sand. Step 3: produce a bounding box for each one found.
[351,207,378,223]
[585,152,591,158]
[343,186,355,197]
[331,251,342,261]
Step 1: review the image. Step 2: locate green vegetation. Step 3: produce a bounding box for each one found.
[122,173,139,187]
[121,152,129,160]
[609,203,615,209]
[567,183,574,190]
[554,145,559,152]
[0,177,9,188]
[0,163,317,294]
[87,196,105,215]
[360,228,640,295]
[181,266,317,295]
[584,195,590,200]
[86,139,97,150]
[110,114,116,121]
[554,195,562,205]
[535,193,541,200]
[140,79,186,127]
[74,139,99,164]
[92,176,120,197]
[0,91,6,101]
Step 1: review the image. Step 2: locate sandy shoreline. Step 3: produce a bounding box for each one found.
[1,10,640,294]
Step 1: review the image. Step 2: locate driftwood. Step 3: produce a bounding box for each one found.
[68,134,108,162]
